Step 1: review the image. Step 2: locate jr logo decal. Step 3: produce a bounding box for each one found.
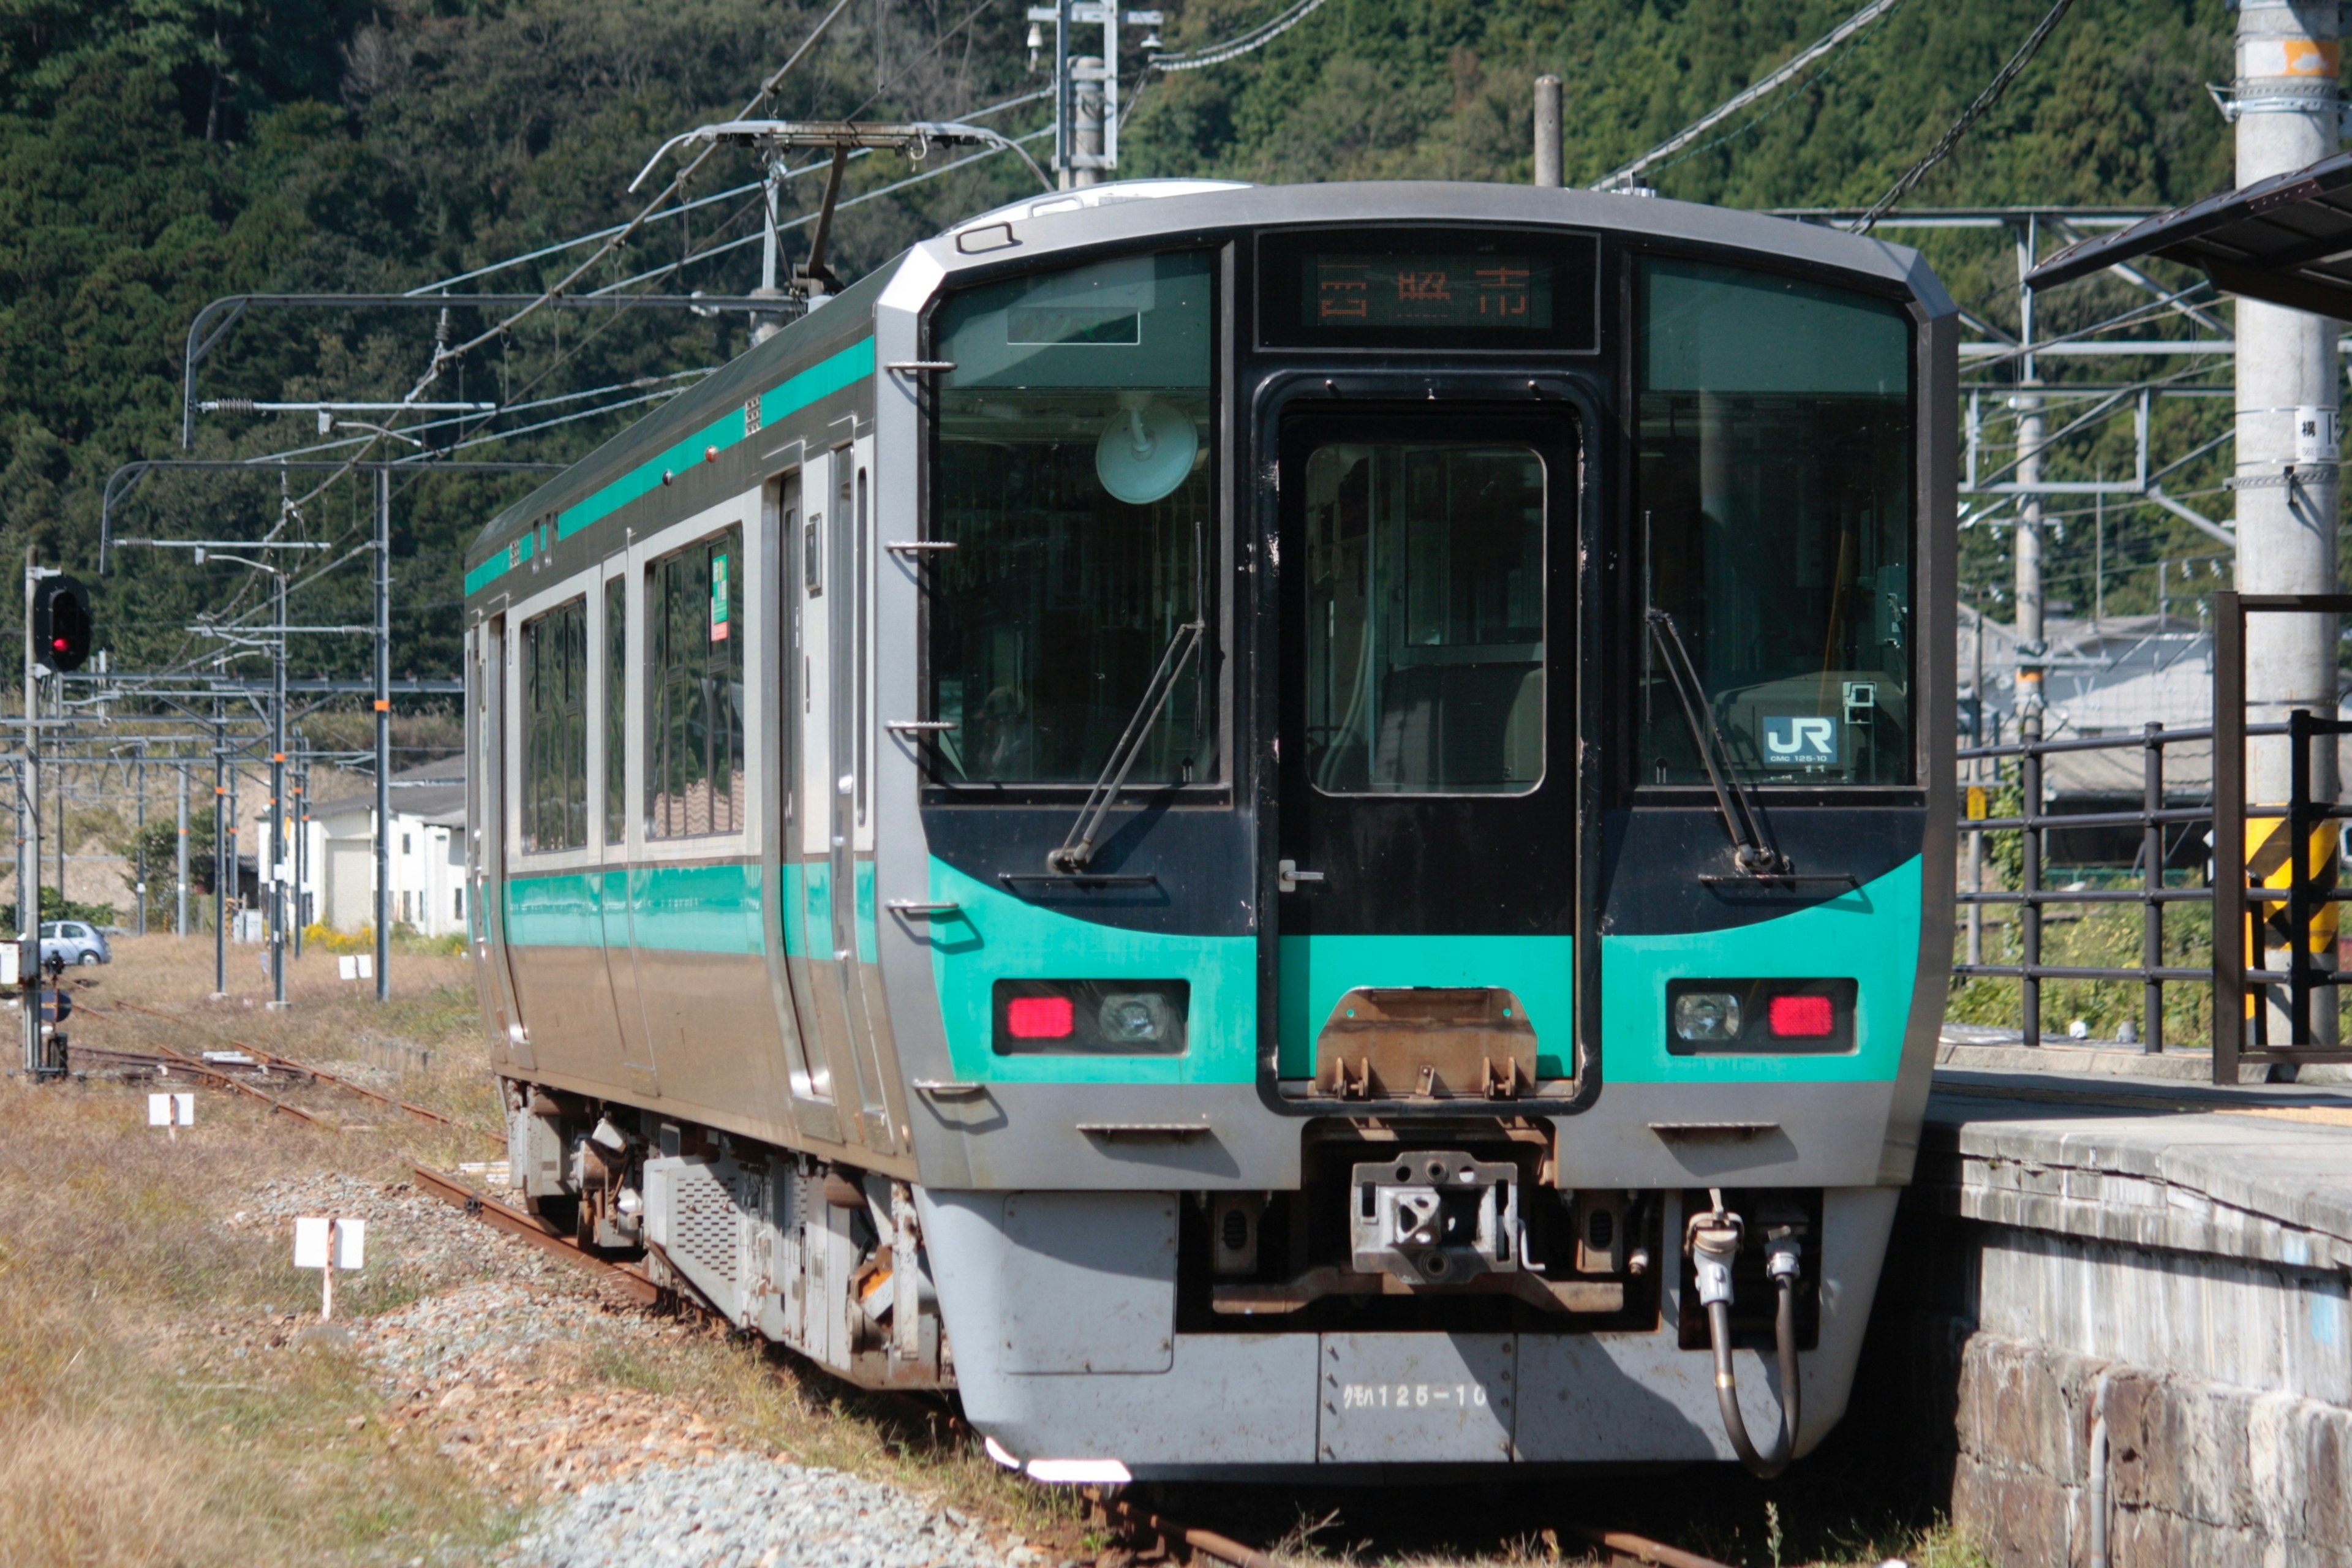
[1764,716,1839,765]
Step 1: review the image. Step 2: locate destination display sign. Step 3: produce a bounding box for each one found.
[1259,228,1599,351]
[1308,254,1553,330]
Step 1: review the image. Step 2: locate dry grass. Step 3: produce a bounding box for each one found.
[0,961,511,1565]
[0,935,1079,1567]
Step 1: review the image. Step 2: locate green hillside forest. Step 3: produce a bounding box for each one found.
[1,0,2244,680]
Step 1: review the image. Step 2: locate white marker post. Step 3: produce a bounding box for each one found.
[293,1216,366,1320]
[146,1091,194,1142]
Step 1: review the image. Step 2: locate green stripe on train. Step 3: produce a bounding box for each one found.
[503,856,877,964]
[463,522,538,596]
[464,337,876,597]
[503,862,763,954]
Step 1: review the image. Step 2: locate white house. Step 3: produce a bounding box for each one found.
[298,759,467,938]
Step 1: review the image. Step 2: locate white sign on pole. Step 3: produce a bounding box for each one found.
[357,952,373,980]
[337,954,356,981]
[293,1216,366,1320]
[145,1091,195,1127]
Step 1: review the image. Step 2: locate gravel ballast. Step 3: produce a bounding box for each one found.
[504,1452,1033,1568]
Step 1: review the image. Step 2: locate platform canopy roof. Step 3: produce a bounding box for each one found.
[2027,150,2352,318]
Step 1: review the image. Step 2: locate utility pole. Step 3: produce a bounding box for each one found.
[292,739,306,957]
[1032,0,1156,189]
[2235,0,2344,1051]
[134,749,146,937]
[1071,56,1105,187]
[176,763,188,939]
[375,469,392,1002]
[20,550,39,1076]
[211,710,227,999]
[2013,216,2047,752]
[1534,75,1563,187]
[268,568,288,1010]
[227,736,240,970]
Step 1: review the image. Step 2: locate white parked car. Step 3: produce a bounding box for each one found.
[39,921,110,967]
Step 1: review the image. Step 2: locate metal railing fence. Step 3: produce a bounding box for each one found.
[1953,591,2352,1085]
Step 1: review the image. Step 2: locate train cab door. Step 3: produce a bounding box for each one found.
[1273,406,1582,1090]
[470,614,533,1071]
[796,439,900,1153]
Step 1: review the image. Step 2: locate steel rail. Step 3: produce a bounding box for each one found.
[105,998,459,1127]
[1082,1490,1284,1568]
[410,1162,662,1306]
[1570,1525,1740,1568]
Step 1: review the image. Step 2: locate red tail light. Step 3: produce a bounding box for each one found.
[1006,995,1075,1039]
[1768,993,1834,1038]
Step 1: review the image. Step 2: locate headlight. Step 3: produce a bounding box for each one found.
[1665,979,1855,1054]
[1672,991,1743,1042]
[993,980,1189,1055]
[1099,992,1174,1044]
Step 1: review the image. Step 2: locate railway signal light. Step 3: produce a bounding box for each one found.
[32,575,92,672]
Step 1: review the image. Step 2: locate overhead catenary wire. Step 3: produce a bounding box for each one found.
[1152,0,1333,71]
[285,0,860,510]
[1853,0,2083,235]
[1591,0,1911,190]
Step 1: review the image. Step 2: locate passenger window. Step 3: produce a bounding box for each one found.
[604,575,626,846]
[646,526,745,837]
[521,597,589,851]
[929,251,1216,785]
[1305,443,1546,795]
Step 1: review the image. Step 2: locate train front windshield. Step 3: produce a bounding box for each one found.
[1636,257,1916,788]
[921,233,1916,807]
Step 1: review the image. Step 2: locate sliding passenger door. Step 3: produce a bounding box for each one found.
[795,439,900,1153]
[765,469,841,1138]
[471,614,532,1070]
[598,562,660,1097]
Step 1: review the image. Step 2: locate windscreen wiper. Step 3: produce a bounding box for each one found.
[1047,616,1206,873]
[1645,609,1788,878]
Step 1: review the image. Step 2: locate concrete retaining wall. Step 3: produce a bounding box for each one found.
[1872,1079,2352,1566]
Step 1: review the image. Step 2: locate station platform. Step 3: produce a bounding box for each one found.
[1883,1031,2352,1565]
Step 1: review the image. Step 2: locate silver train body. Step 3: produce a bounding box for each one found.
[463,179,1958,1479]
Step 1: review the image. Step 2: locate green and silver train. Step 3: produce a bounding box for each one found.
[464,178,1955,1479]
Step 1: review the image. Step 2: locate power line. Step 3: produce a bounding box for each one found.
[1593,0,1910,190]
[1854,0,2083,235]
[1153,0,1333,72]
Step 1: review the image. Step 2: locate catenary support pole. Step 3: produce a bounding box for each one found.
[2013,219,2046,1046]
[2236,0,2342,1051]
[20,549,38,1075]
[212,710,227,998]
[1534,75,1563,187]
[135,751,146,936]
[176,763,188,939]
[375,468,391,1002]
[292,742,306,957]
[268,569,288,1010]
[1071,56,1104,189]
[227,733,239,967]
